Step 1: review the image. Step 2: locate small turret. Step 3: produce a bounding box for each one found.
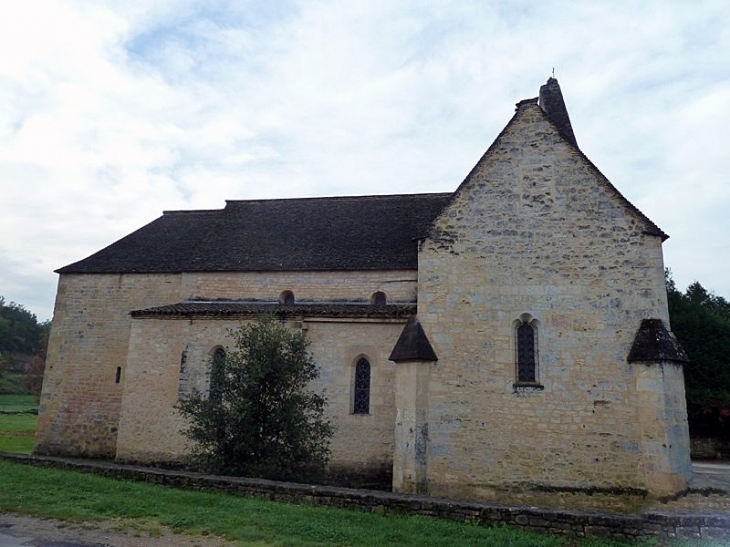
[538,77,578,147]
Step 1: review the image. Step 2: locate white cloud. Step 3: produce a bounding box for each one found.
[0,0,729,320]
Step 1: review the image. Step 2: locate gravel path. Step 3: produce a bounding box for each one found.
[0,514,231,547]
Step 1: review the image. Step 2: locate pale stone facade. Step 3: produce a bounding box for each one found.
[415,97,689,500]
[36,78,692,507]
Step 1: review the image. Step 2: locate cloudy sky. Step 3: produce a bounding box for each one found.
[1,0,728,322]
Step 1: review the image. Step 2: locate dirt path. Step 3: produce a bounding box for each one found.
[0,513,232,547]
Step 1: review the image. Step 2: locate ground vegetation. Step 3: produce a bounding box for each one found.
[1,460,715,546]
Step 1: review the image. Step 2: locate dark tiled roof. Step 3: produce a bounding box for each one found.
[57,81,668,276]
[389,315,438,362]
[57,194,452,274]
[627,319,689,364]
[131,301,415,319]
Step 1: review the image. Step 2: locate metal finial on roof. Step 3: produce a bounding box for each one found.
[552,67,555,78]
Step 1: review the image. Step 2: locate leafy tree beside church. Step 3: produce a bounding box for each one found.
[666,272,730,438]
[176,314,334,482]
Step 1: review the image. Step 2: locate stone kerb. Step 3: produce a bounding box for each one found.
[2,453,729,541]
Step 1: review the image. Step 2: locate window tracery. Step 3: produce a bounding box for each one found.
[353,357,371,414]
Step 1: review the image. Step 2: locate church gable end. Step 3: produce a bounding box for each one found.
[428,97,664,255]
[415,79,689,501]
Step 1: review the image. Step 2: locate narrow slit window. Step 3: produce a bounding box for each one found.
[210,347,226,404]
[353,358,371,414]
[115,366,121,384]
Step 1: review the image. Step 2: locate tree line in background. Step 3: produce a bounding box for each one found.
[665,271,730,439]
[0,296,51,395]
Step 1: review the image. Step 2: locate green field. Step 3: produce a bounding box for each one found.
[0,372,31,395]
[0,393,38,454]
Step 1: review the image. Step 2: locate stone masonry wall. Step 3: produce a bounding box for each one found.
[116,317,241,463]
[692,438,730,460]
[306,318,403,485]
[117,313,406,487]
[40,268,412,464]
[36,273,182,457]
[416,101,689,501]
[181,270,417,303]
[635,362,692,493]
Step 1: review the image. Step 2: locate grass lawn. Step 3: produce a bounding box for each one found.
[0,395,724,546]
[0,460,723,547]
[0,373,30,395]
[0,393,38,454]
[0,394,39,412]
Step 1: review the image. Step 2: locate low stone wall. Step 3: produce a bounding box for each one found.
[1,453,729,541]
[692,438,730,460]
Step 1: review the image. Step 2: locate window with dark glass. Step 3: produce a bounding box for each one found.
[279,290,295,306]
[353,358,371,414]
[210,347,226,404]
[370,291,387,306]
[517,321,537,383]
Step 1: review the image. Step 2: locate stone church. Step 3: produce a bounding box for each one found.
[36,78,692,507]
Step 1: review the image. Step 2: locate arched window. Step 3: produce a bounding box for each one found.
[210,347,226,404]
[370,291,387,306]
[353,357,371,414]
[515,316,539,384]
[279,290,295,306]
[177,348,189,397]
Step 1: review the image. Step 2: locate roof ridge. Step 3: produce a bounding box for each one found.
[526,99,668,240]
[224,192,452,206]
[161,209,223,216]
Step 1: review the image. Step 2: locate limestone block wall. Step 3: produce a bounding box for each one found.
[393,360,431,494]
[116,317,240,463]
[182,270,417,303]
[635,362,692,494]
[116,314,404,484]
[416,101,687,499]
[39,268,413,463]
[305,318,403,483]
[36,273,182,457]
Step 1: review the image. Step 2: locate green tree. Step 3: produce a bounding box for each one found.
[0,297,48,355]
[177,314,334,482]
[24,325,50,395]
[666,271,730,437]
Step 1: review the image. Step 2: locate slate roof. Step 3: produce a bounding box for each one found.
[57,193,452,274]
[627,319,689,364]
[131,301,415,319]
[389,315,438,362]
[57,79,667,276]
